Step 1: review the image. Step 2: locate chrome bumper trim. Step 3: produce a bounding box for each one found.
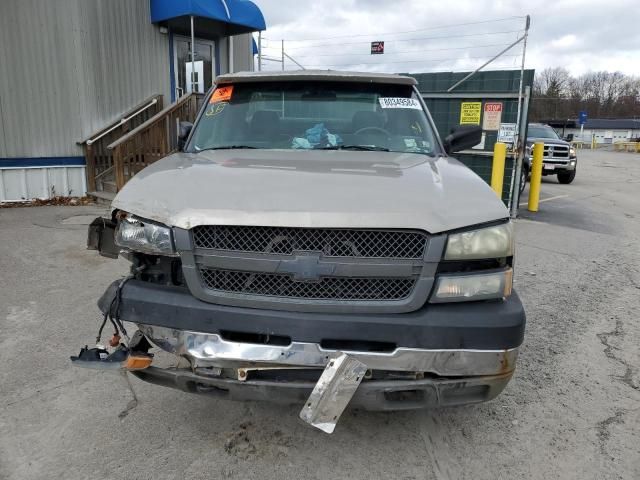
[138,324,518,377]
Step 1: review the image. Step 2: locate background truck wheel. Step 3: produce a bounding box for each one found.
[557,169,576,184]
[519,167,527,195]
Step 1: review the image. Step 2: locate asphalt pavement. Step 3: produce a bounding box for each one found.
[1,149,638,479]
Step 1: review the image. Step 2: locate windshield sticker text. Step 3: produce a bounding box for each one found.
[378,97,422,110]
[205,102,227,116]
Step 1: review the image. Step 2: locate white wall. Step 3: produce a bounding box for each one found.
[0,167,86,202]
[0,0,171,158]
[565,128,640,144]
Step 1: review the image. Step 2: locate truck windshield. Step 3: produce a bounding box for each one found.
[528,125,560,139]
[187,81,439,156]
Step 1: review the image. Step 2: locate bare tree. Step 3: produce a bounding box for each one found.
[531,70,640,121]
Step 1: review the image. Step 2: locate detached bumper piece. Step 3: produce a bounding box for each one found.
[70,332,154,371]
[300,353,367,433]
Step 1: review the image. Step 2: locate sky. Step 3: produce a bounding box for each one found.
[253,0,640,77]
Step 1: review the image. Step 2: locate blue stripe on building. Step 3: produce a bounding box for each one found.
[0,157,86,168]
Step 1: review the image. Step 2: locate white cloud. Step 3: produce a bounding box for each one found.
[550,34,577,48]
[253,0,640,76]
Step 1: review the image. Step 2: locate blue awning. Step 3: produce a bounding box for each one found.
[151,0,265,36]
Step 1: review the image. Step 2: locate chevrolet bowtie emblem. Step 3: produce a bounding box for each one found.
[277,253,335,281]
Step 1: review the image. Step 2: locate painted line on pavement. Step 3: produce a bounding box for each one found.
[519,194,569,207]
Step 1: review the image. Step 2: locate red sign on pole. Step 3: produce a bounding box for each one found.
[371,41,384,54]
[482,102,503,131]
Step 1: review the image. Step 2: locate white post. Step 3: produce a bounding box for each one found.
[190,15,195,93]
[258,31,262,71]
[514,15,530,150]
[281,39,284,71]
[229,36,234,73]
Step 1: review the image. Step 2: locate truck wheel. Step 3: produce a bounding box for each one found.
[557,169,576,184]
[519,166,527,195]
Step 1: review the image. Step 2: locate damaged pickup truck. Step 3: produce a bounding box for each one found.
[77,71,525,433]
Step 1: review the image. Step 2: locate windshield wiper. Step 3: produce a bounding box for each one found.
[196,145,259,152]
[317,145,390,152]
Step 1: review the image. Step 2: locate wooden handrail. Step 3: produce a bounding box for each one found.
[109,93,204,190]
[81,94,164,193]
[107,93,202,150]
[78,94,163,145]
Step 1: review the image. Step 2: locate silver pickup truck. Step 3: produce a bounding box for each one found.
[78,71,525,431]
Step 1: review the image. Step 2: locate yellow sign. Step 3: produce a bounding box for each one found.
[460,102,482,125]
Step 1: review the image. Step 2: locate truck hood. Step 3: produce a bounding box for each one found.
[111,150,509,234]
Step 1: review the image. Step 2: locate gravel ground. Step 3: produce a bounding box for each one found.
[1,149,638,479]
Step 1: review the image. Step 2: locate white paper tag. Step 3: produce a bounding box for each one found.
[378,97,422,109]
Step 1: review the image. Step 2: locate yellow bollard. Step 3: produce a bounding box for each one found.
[491,142,507,198]
[528,142,544,212]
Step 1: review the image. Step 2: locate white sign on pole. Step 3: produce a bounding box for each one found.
[498,123,517,145]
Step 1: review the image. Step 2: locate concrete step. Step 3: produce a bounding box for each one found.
[87,191,115,205]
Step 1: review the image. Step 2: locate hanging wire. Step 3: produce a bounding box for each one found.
[291,42,518,58]
[258,16,527,74]
[261,16,526,42]
[281,30,525,50]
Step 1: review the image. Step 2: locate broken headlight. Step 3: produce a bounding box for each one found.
[115,214,175,256]
[444,221,514,260]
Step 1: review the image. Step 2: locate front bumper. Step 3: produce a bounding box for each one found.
[99,280,526,351]
[99,279,525,409]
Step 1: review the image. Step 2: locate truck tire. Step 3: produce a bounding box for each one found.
[557,168,576,184]
[519,166,527,195]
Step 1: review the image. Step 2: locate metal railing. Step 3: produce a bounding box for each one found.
[107,93,204,190]
[80,94,164,193]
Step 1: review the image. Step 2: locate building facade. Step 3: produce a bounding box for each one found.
[548,119,640,144]
[0,0,265,201]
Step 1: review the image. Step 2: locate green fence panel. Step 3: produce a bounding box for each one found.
[406,70,534,207]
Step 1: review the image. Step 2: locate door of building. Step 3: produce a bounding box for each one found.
[173,36,215,99]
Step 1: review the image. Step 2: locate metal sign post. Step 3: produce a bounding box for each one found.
[579,111,588,140]
[190,15,195,93]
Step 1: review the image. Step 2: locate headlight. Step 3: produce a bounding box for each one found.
[430,269,513,303]
[115,214,175,255]
[569,147,576,157]
[444,222,514,260]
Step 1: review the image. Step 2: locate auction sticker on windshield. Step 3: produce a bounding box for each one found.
[378,97,422,109]
[210,86,234,103]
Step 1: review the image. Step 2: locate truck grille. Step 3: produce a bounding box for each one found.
[192,226,427,259]
[543,145,570,159]
[184,225,435,312]
[198,267,416,301]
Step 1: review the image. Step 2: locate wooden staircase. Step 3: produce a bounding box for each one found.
[81,93,204,201]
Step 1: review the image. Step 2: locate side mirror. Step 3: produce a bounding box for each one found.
[178,121,193,150]
[443,125,483,155]
[564,133,574,142]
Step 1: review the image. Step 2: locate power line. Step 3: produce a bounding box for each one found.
[288,42,516,58]
[261,16,526,43]
[277,30,525,50]
[302,53,522,67]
